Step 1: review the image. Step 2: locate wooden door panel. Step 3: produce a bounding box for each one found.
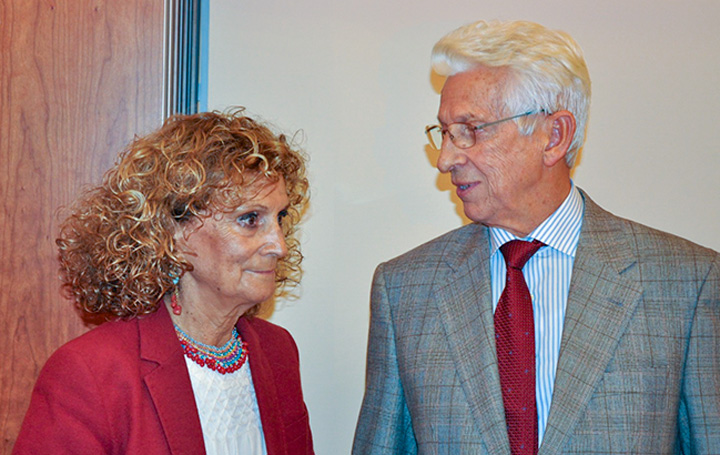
[0,1,164,451]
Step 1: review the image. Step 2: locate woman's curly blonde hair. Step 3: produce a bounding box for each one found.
[57,109,309,318]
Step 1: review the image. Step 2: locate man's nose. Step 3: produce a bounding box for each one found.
[436,141,467,173]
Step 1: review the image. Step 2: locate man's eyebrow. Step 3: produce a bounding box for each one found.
[438,113,486,125]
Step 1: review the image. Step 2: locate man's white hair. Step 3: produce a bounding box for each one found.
[431,20,591,167]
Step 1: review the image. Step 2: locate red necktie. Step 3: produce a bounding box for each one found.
[495,239,544,455]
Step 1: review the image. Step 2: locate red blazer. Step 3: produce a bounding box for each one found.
[13,304,313,454]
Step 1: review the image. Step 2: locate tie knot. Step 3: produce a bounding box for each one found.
[500,239,544,270]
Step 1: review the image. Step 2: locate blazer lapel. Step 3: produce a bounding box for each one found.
[433,224,512,455]
[238,318,287,455]
[140,304,206,455]
[539,193,643,455]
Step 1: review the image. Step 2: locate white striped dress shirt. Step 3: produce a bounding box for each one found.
[489,182,584,445]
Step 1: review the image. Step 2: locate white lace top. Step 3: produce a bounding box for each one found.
[184,357,268,455]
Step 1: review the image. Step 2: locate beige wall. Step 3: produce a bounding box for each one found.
[207,1,719,453]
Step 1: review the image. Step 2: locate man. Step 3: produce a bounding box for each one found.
[353,20,719,454]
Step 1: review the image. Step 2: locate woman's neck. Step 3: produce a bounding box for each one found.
[164,294,243,347]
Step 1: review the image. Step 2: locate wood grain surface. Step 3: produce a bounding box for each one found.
[0,1,163,451]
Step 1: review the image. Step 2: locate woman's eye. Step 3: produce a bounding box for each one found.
[278,210,289,227]
[237,212,259,228]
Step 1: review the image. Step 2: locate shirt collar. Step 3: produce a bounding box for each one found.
[489,182,584,257]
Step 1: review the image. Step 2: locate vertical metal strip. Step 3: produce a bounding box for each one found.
[188,0,199,113]
[163,0,201,118]
[178,0,186,113]
[197,0,209,112]
[162,0,172,119]
[172,0,181,115]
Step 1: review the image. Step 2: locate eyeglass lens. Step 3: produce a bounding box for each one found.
[427,124,474,150]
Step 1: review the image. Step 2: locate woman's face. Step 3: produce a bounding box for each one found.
[175,178,290,315]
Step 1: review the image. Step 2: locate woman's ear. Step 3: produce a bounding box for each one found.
[172,219,194,253]
[543,110,576,167]
[172,215,205,258]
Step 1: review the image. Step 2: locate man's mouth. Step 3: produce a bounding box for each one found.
[455,182,477,191]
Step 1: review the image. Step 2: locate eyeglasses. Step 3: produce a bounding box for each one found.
[425,111,538,150]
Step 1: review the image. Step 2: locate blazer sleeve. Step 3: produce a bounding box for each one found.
[677,251,720,453]
[13,346,114,454]
[353,263,418,454]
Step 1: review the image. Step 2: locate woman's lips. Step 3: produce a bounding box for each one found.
[248,268,276,276]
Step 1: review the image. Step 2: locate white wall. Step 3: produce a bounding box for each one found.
[207,1,719,453]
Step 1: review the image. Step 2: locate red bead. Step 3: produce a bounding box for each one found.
[170,293,182,315]
[176,335,248,375]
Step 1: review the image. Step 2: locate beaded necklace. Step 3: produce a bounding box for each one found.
[174,324,249,375]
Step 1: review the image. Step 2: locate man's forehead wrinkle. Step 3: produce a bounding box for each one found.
[438,111,482,126]
[443,67,510,118]
[439,91,503,126]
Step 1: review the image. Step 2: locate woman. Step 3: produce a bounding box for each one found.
[13,110,313,454]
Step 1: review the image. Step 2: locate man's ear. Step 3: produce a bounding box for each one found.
[543,110,576,167]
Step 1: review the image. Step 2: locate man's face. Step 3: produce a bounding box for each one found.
[436,66,549,236]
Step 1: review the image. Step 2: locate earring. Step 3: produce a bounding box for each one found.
[170,274,182,315]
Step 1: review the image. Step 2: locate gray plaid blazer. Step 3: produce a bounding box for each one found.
[353,191,720,454]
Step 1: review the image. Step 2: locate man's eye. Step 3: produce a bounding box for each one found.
[237,212,259,227]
